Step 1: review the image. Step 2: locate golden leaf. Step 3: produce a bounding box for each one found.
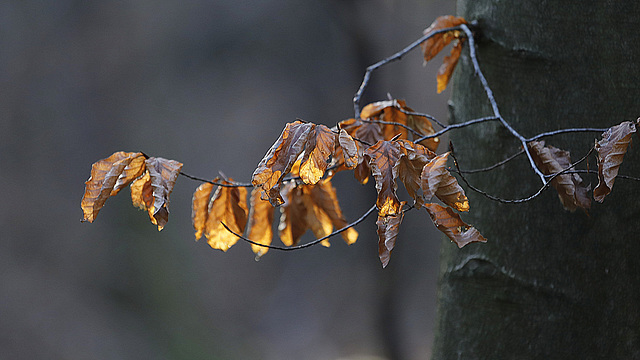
[146,157,184,230]
[364,140,402,216]
[421,152,469,212]
[424,203,486,248]
[204,179,248,251]
[528,141,591,211]
[130,170,155,223]
[309,179,358,245]
[192,181,216,240]
[338,129,359,169]
[278,183,309,246]
[437,39,463,94]
[593,120,637,202]
[394,139,436,208]
[81,151,145,223]
[299,124,337,185]
[246,187,275,258]
[252,121,314,206]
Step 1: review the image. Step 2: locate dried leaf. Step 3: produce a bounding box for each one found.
[424,203,486,248]
[394,140,435,208]
[146,157,184,230]
[278,184,309,246]
[252,121,314,206]
[204,179,248,251]
[365,140,402,216]
[528,141,591,211]
[377,206,405,268]
[246,187,275,258]
[421,152,469,212]
[359,100,439,151]
[309,179,358,245]
[437,39,463,94]
[339,129,359,169]
[421,15,467,62]
[594,121,637,202]
[192,181,216,240]
[81,151,145,222]
[111,155,147,196]
[130,170,155,222]
[299,124,337,185]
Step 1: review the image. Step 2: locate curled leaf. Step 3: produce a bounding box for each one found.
[81,151,145,223]
[146,157,183,230]
[338,129,359,169]
[593,120,637,202]
[309,179,358,245]
[528,141,591,211]
[421,152,469,212]
[377,207,405,268]
[192,181,216,240]
[437,39,463,94]
[299,124,337,185]
[130,170,154,221]
[394,140,435,208]
[204,179,249,251]
[278,183,309,246]
[246,187,275,258]
[365,140,402,216]
[424,203,486,248]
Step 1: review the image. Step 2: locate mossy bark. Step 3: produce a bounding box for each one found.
[432,2,640,359]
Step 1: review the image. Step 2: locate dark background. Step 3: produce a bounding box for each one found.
[1,1,456,359]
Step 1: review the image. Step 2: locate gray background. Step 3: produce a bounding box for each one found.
[1,1,456,359]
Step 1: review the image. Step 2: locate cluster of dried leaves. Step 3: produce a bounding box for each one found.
[80,16,639,267]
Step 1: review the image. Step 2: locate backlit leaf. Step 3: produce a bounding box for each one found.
[192,181,216,240]
[377,206,405,268]
[252,121,314,206]
[528,141,591,211]
[81,151,144,223]
[130,170,155,222]
[593,120,637,202]
[246,187,275,258]
[424,203,486,248]
[309,179,358,245]
[394,140,435,208]
[204,179,248,251]
[299,124,337,185]
[437,39,463,94]
[338,129,359,169]
[421,152,469,212]
[365,140,402,216]
[146,157,183,230]
[278,183,308,246]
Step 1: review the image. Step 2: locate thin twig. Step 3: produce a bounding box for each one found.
[361,119,423,138]
[414,116,499,142]
[353,26,464,118]
[526,127,608,142]
[455,149,525,174]
[398,108,447,128]
[221,204,378,251]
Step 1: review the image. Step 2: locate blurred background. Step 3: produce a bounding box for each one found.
[1,1,456,359]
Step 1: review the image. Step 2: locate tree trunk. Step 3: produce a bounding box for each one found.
[432,1,640,359]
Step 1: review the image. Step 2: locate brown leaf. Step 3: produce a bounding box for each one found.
[594,120,637,202]
[252,121,314,206]
[394,140,435,208]
[246,187,275,258]
[81,151,145,223]
[146,157,184,230]
[421,152,469,212]
[130,170,155,223]
[359,100,439,151]
[424,203,486,248]
[420,15,467,62]
[111,155,147,196]
[338,129,359,169]
[192,181,216,240]
[365,140,402,216]
[528,141,591,211]
[204,179,249,251]
[299,124,337,185]
[309,179,358,245]
[377,206,405,268]
[437,39,463,94]
[278,183,309,246]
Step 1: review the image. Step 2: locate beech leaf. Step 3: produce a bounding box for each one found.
[246,187,275,258]
[299,124,337,185]
[421,152,469,212]
[365,140,402,216]
[593,120,637,202]
[309,179,358,245]
[437,39,463,94]
[278,183,309,246]
[394,139,435,208]
[204,179,249,251]
[528,141,591,211]
[424,203,486,248]
[377,205,405,268]
[192,181,216,240]
[81,151,145,223]
[420,15,467,62]
[146,157,183,230]
[130,170,155,222]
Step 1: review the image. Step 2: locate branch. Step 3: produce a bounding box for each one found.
[414,116,499,142]
[221,204,377,251]
[526,127,608,142]
[455,149,524,174]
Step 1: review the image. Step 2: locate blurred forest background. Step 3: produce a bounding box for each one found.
[1,1,456,359]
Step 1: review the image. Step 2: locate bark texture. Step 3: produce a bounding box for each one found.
[432,1,640,359]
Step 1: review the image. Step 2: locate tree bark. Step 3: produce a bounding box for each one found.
[432,1,640,359]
